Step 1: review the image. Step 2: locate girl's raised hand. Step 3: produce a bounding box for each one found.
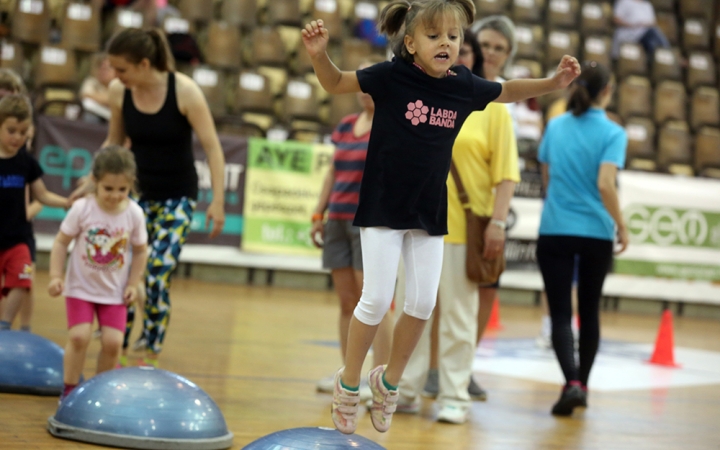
[301,20,329,58]
[48,278,64,297]
[552,55,581,89]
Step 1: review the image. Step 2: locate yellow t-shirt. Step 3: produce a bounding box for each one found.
[446,103,520,244]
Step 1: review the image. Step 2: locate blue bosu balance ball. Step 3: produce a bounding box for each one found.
[242,427,386,449]
[0,330,64,395]
[48,367,233,450]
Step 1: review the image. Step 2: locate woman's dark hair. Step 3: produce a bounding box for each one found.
[107,28,175,72]
[463,28,484,77]
[567,61,611,116]
[379,0,476,64]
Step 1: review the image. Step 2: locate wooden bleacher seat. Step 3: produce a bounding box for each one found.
[515,24,544,61]
[624,117,657,172]
[11,0,50,44]
[61,1,101,52]
[328,93,359,128]
[686,51,717,91]
[267,0,301,26]
[338,38,372,71]
[582,35,612,68]
[652,47,682,83]
[657,120,693,175]
[694,126,720,178]
[690,86,720,131]
[617,42,647,79]
[649,0,674,12]
[477,0,510,15]
[654,80,686,125]
[34,44,77,88]
[655,11,678,46]
[191,66,227,119]
[546,0,579,29]
[617,76,652,121]
[545,29,579,68]
[0,41,25,76]
[512,0,544,24]
[311,0,343,42]
[204,21,242,70]
[580,1,612,37]
[679,0,713,20]
[283,78,320,122]
[220,0,257,30]
[683,18,710,52]
[234,70,275,115]
[511,59,543,79]
[250,26,287,67]
[178,0,213,24]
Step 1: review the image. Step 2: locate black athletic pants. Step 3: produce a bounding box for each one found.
[536,235,614,386]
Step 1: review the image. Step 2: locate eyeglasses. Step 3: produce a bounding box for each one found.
[480,42,509,54]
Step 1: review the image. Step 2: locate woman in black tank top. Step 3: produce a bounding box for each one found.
[81,28,226,367]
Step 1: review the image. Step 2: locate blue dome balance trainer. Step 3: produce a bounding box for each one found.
[0,331,64,395]
[48,367,233,450]
[242,427,386,449]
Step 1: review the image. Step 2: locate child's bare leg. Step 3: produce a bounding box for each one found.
[97,327,123,373]
[372,311,393,367]
[20,286,34,331]
[0,288,28,326]
[384,313,427,385]
[64,323,92,385]
[342,316,378,387]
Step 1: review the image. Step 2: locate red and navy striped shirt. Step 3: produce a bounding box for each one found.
[328,114,369,220]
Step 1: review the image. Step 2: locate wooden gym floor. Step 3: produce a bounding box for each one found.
[1,270,719,449]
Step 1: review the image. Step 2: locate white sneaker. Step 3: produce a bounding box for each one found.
[436,404,469,424]
[396,395,420,414]
[316,374,335,393]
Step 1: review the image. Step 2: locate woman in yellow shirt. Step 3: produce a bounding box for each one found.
[397,30,520,425]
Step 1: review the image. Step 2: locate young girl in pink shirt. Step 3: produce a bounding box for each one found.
[49,145,148,401]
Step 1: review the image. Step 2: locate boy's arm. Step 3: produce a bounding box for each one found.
[30,178,69,208]
[302,20,361,94]
[25,185,42,220]
[495,55,581,103]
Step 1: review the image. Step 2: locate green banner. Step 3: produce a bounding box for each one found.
[614,259,720,281]
[624,205,720,249]
[242,138,333,256]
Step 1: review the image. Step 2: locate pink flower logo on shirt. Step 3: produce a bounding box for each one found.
[405,100,429,126]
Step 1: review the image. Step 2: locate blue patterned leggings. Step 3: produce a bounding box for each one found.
[123,197,196,353]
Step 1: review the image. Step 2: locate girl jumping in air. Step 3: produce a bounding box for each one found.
[301,0,580,434]
[49,146,148,401]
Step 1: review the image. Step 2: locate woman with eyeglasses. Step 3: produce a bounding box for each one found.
[537,61,628,416]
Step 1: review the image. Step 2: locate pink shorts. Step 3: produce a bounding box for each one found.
[66,297,126,332]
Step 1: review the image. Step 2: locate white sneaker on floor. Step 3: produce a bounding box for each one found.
[316,374,335,393]
[436,404,469,424]
[535,333,552,349]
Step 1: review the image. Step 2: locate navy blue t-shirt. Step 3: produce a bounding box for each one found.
[354,58,502,235]
[0,147,42,249]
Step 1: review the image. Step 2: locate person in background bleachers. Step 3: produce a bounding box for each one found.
[310,57,393,402]
[80,53,116,123]
[536,61,628,416]
[611,0,670,63]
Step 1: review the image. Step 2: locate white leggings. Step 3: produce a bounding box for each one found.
[354,227,444,326]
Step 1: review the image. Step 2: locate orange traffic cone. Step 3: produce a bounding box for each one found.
[648,309,681,367]
[486,297,503,331]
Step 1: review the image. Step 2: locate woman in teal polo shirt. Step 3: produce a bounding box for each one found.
[536,61,629,416]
